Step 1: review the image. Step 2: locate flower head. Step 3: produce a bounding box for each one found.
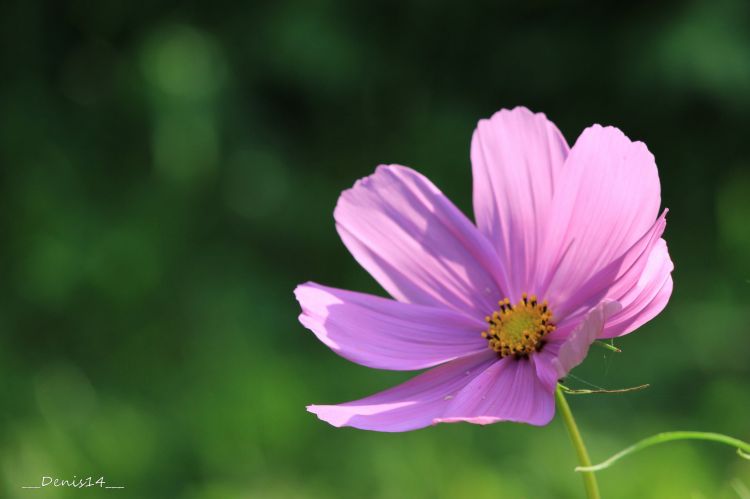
[296,107,673,432]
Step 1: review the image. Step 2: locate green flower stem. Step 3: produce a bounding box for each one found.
[576,431,750,472]
[555,384,600,499]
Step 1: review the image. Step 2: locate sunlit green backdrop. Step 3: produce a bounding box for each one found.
[1,1,749,498]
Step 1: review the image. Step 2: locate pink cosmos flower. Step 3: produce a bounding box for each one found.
[296,107,673,432]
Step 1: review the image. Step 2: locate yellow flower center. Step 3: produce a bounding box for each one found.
[482,293,555,358]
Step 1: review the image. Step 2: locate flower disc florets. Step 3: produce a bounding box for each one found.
[482,293,555,358]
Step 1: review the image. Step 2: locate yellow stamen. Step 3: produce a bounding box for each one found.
[482,294,555,358]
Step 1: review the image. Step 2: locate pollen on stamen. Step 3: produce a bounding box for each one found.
[481,294,555,358]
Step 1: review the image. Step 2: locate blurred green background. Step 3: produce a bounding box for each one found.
[1,1,749,498]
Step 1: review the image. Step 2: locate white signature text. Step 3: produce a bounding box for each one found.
[22,476,124,489]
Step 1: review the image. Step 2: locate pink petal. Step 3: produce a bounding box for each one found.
[601,239,674,338]
[554,210,667,327]
[335,165,506,317]
[533,300,622,390]
[435,356,556,426]
[471,107,569,300]
[539,125,662,319]
[308,352,497,432]
[295,282,488,371]
[532,349,561,393]
[550,301,622,378]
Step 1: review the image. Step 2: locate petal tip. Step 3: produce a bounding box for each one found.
[307,404,348,428]
[293,281,316,299]
[480,105,549,127]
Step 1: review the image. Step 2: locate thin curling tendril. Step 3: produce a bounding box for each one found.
[576,431,750,472]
